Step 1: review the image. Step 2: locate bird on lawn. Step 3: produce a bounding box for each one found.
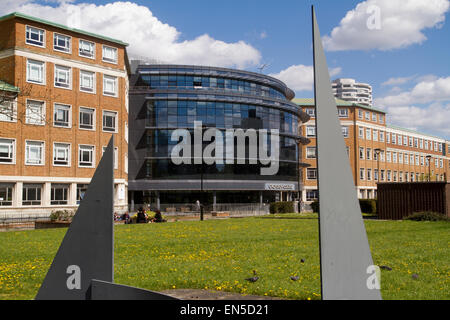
[290,276,300,281]
[245,270,259,283]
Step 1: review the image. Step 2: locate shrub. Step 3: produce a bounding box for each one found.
[50,209,75,221]
[270,201,295,214]
[310,201,320,213]
[404,211,449,222]
[359,199,377,214]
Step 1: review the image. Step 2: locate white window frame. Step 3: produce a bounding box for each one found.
[102,45,118,64]
[360,168,365,180]
[338,108,348,118]
[53,142,71,167]
[102,110,118,133]
[0,138,15,164]
[358,110,363,119]
[25,140,44,166]
[25,25,45,48]
[54,65,72,89]
[103,75,118,97]
[78,144,95,168]
[380,131,384,142]
[365,128,371,141]
[373,130,378,141]
[79,39,96,59]
[79,107,95,131]
[26,59,46,85]
[0,98,17,123]
[341,126,348,138]
[53,103,72,128]
[79,70,96,94]
[53,33,72,54]
[306,168,317,180]
[25,99,45,125]
[306,126,316,137]
[358,127,364,139]
[306,147,316,159]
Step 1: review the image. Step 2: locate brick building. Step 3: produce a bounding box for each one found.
[0,12,129,217]
[295,98,449,204]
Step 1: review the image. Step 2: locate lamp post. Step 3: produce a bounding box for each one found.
[426,155,432,182]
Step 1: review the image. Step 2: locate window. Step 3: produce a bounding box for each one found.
[380,170,385,181]
[415,155,419,166]
[379,115,384,124]
[76,184,88,204]
[404,153,409,164]
[306,108,315,117]
[435,158,438,167]
[393,171,397,182]
[26,100,45,125]
[79,145,94,167]
[54,65,71,89]
[103,75,117,96]
[399,153,403,164]
[22,184,42,205]
[365,112,370,120]
[387,170,391,182]
[0,184,13,206]
[54,104,71,127]
[54,33,71,53]
[341,126,348,137]
[306,190,318,201]
[374,169,379,181]
[434,142,438,151]
[358,127,364,139]
[25,140,44,165]
[306,147,316,159]
[420,139,423,149]
[425,140,428,150]
[439,143,442,153]
[360,168,365,180]
[366,128,371,140]
[410,154,414,164]
[440,159,443,168]
[79,39,95,58]
[80,70,95,93]
[51,184,69,205]
[359,147,364,159]
[367,169,372,181]
[125,122,129,143]
[358,110,363,119]
[366,148,371,160]
[338,108,348,118]
[373,130,378,141]
[102,146,119,169]
[403,136,407,146]
[380,131,384,142]
[398,135,402,145]
[393,152,397,163]
[410,172,414,182]
[103,111,117,132]
[0,139,15,164]
[392,133,396,144]
[306,168,317,180]
[53,143,70,166]
[414,138,418,148]
[26,26,45,47]
[102,45,118,63]
[0,99,16,122]
[409,137,413,147]
[79,107,95,130]
[306,126,316,137]
[420,156,424,166]
[386,133,390,143]
[26,59,45,84]
[124,154,128,173]
[386,151,391,162]
[372,113,376,122]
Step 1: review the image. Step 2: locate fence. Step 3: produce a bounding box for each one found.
[129,203,270,217]
[377,182,449,220]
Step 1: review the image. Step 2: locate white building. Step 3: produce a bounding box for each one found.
[332,78,373,107]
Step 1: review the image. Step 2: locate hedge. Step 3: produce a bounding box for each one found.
[309,199,377,214]
[270,201,295,214]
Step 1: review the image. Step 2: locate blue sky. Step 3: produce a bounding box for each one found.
[2,0,449,138]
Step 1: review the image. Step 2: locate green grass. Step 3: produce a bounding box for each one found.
[0,216,448,300]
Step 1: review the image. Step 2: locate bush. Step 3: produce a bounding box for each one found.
[310,201,320,213]
[359,199,377,214]
[270,201,295,214]
[404,211,449,221]
[50,209,75,221]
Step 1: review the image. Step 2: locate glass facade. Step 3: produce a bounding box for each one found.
[129,64,309,201]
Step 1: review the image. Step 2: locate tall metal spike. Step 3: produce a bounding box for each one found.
[35,136,115,300]
[311,6,382,300]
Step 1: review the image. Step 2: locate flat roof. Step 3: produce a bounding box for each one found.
[292,97,385,113]
[0,12,129,47]
[0,80,20,93]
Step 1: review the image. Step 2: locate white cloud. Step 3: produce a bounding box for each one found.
[323,0,450,51]
[375,75,450,138]
[381,76,416,86]
[1,1,261,69]
[269,65,341,92]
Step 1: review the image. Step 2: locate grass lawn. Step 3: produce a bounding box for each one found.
[0,215,448,300]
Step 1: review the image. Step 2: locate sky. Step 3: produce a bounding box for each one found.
[1,0,449,139]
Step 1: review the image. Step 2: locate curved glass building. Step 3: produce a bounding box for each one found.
[128,63,310,206]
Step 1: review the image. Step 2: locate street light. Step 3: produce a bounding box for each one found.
[426,155,432,182]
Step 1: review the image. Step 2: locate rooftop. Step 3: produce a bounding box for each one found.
[0,12,128,47]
